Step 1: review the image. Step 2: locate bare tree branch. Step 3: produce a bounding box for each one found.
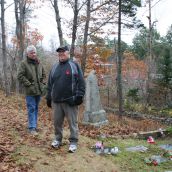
[4,2,14,11]
[49,0,54,8]
[88,13,117,35]
[66,0,74,10]
[78,0,88,12]
[90,0,113,13]
[0,47,15,60]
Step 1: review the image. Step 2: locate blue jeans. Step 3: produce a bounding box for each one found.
[26,95,41,130]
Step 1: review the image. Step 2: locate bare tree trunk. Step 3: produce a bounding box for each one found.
[70,0,78,58]
[1,0,10,96]
[14,0,27,94]
[53,0,63,46]
[14,0,25,61]
[146,0,152,105]
[81,0,91,75]
[117,0,123,116]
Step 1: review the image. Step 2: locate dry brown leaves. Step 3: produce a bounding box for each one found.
[0,92,38,172]
[79,114,166,139]
[0,90,167,171]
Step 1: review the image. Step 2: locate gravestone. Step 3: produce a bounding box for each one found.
[82,70,108,126]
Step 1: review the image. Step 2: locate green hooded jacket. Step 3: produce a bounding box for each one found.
[17,58,46,96]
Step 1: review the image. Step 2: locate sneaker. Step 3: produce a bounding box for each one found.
[51,140,61,149]
[30,130,38,136]
[69,144,77,153]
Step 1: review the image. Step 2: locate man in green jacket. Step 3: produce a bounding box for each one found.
[17,45,46,135]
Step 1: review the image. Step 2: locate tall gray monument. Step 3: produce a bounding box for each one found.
[83,70,108,126]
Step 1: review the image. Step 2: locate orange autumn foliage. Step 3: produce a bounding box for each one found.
[88,51,148,86]
[76,48,147,86]
[11,27,43,48]
[94,47,113,62]
[122,51,147,80]
[27,28,44,45]
[84,54,106,85]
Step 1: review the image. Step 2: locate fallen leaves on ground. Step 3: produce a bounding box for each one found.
[0,90,167,171]
[79,114,165,139]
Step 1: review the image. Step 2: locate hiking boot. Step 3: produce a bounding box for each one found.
[51,140,61,149]
[69,144,77,153]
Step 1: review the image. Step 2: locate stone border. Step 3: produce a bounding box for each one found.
[137,129,171,139]
[98,129,172,140]
[104,107,172,125]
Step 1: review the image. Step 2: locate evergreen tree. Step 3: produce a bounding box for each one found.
[156,47,172,90]
[131,28,162,60]
[166,24,172,46]
[121,0,143,28]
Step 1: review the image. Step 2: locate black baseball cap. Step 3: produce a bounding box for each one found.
[56,46,69,52]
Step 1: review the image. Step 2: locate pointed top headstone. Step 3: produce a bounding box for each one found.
[82,70,108,127]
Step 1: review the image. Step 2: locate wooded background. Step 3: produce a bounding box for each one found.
[1,0,172,115]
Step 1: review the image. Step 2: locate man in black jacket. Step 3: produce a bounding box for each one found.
[46,46,85,153]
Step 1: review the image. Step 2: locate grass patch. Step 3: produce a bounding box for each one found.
[98,138,172,172]
[124,101,172,118]
[11,146,33,166]
[167,127,172,134]
[10,145,46,167]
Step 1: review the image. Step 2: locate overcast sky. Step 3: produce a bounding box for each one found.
[6,0,172,49]
[122,0,172,44]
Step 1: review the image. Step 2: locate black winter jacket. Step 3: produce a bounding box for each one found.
[46,59,85,105]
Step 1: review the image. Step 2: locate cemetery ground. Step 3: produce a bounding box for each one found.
[0,90,172,172]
